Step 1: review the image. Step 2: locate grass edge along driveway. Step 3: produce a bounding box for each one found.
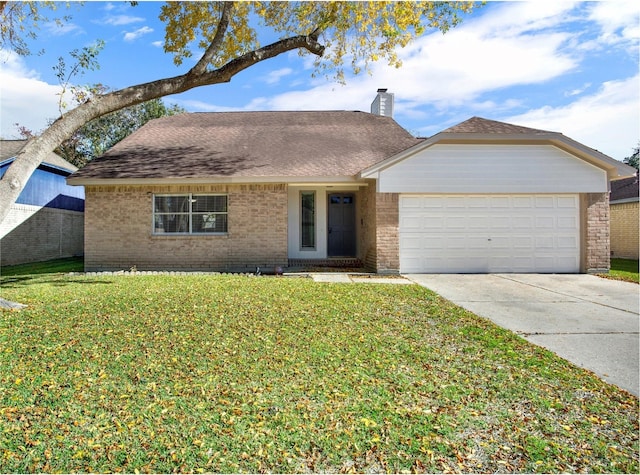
[0,273,638,473]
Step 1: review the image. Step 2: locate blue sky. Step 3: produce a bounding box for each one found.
[1,0,638,161]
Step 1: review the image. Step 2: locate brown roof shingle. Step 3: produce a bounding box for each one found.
[442,117,554,135]
[611,175,639,201]
[70,111,422,181]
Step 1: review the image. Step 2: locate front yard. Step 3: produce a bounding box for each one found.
[0,272,638,473]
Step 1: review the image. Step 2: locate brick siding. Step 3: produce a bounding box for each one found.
[358,181,378,271]
[375,192,400,273]
[610,201,639,259]
[583,192,610,272]
[84,184,287,272]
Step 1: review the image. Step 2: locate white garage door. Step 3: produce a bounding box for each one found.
[399,195,580,273]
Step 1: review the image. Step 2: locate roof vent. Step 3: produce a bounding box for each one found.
[371,89,394,118]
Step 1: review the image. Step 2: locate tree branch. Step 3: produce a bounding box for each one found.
[0,28,326,227]
[188,1,234,77]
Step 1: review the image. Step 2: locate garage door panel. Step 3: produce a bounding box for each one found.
[558,236,579,248]
[558,217,577,229]
[535,196,555,208]
[490,196,511,208]
[489,236,511,249]
[512,236,534,248]
[490,216,511,229]
[399,194,580,273]
[469,197,490,208]
[400,216,426,231]
[558,196,578,208]
[513,196,534,208]
[513,217,533,229]
[535,217,555,228]
[468,216,487,229]
[401,196,424,208]
[446,196,468,208]
[445,217,468,229]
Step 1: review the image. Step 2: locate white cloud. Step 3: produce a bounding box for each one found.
[564,83,592,97]
[101,15,146,27]
[123,26,154,42]
[587,0,640,46]
[0,52,68,138]
[504,74,640,161]
[262,68,294,85]
[44,21,85,37]
[173,99,243,113]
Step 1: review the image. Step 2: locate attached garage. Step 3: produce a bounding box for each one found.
[399,194,580,273]
[360,117,636,274]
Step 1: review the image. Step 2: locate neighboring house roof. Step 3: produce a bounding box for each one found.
[68,111,422,185]
[0,140,84,212]
[361,117,636,180]
[0,139,78,173]
[610,175,639,203]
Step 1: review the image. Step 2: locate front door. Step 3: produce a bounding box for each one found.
[328,193,356,257]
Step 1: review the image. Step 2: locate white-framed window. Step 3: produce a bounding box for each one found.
[153,194,228,234]
[300,191,316,249]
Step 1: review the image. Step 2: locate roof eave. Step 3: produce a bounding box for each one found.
[66,175,367,187]
[1,156,77,174]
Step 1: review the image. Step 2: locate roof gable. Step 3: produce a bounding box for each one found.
[68,111,422,184]
[441,117,553,135]
[361,117,636,181]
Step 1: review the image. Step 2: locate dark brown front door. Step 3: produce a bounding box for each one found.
[328,193,356,257]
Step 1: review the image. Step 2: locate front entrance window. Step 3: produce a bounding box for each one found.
[301,191,316,249]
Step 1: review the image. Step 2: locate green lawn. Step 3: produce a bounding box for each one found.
[0,272,638,473]
[604,258,640,284]
[0,257,84,277]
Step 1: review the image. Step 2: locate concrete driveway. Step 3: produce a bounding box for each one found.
[405,274,640,396]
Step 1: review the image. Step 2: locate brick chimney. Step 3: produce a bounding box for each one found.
[371,88,394,118]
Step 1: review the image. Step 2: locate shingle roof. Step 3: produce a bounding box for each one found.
[0,140,77,172]
[610,175,639,201]
[69,111,422,181]
[441,117,554,135]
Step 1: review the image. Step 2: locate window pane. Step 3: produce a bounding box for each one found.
[301,191,315,248]
[155,214,189,233]
[192,195,227,213]
[155,195,189,213]
[193,213,227,233]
